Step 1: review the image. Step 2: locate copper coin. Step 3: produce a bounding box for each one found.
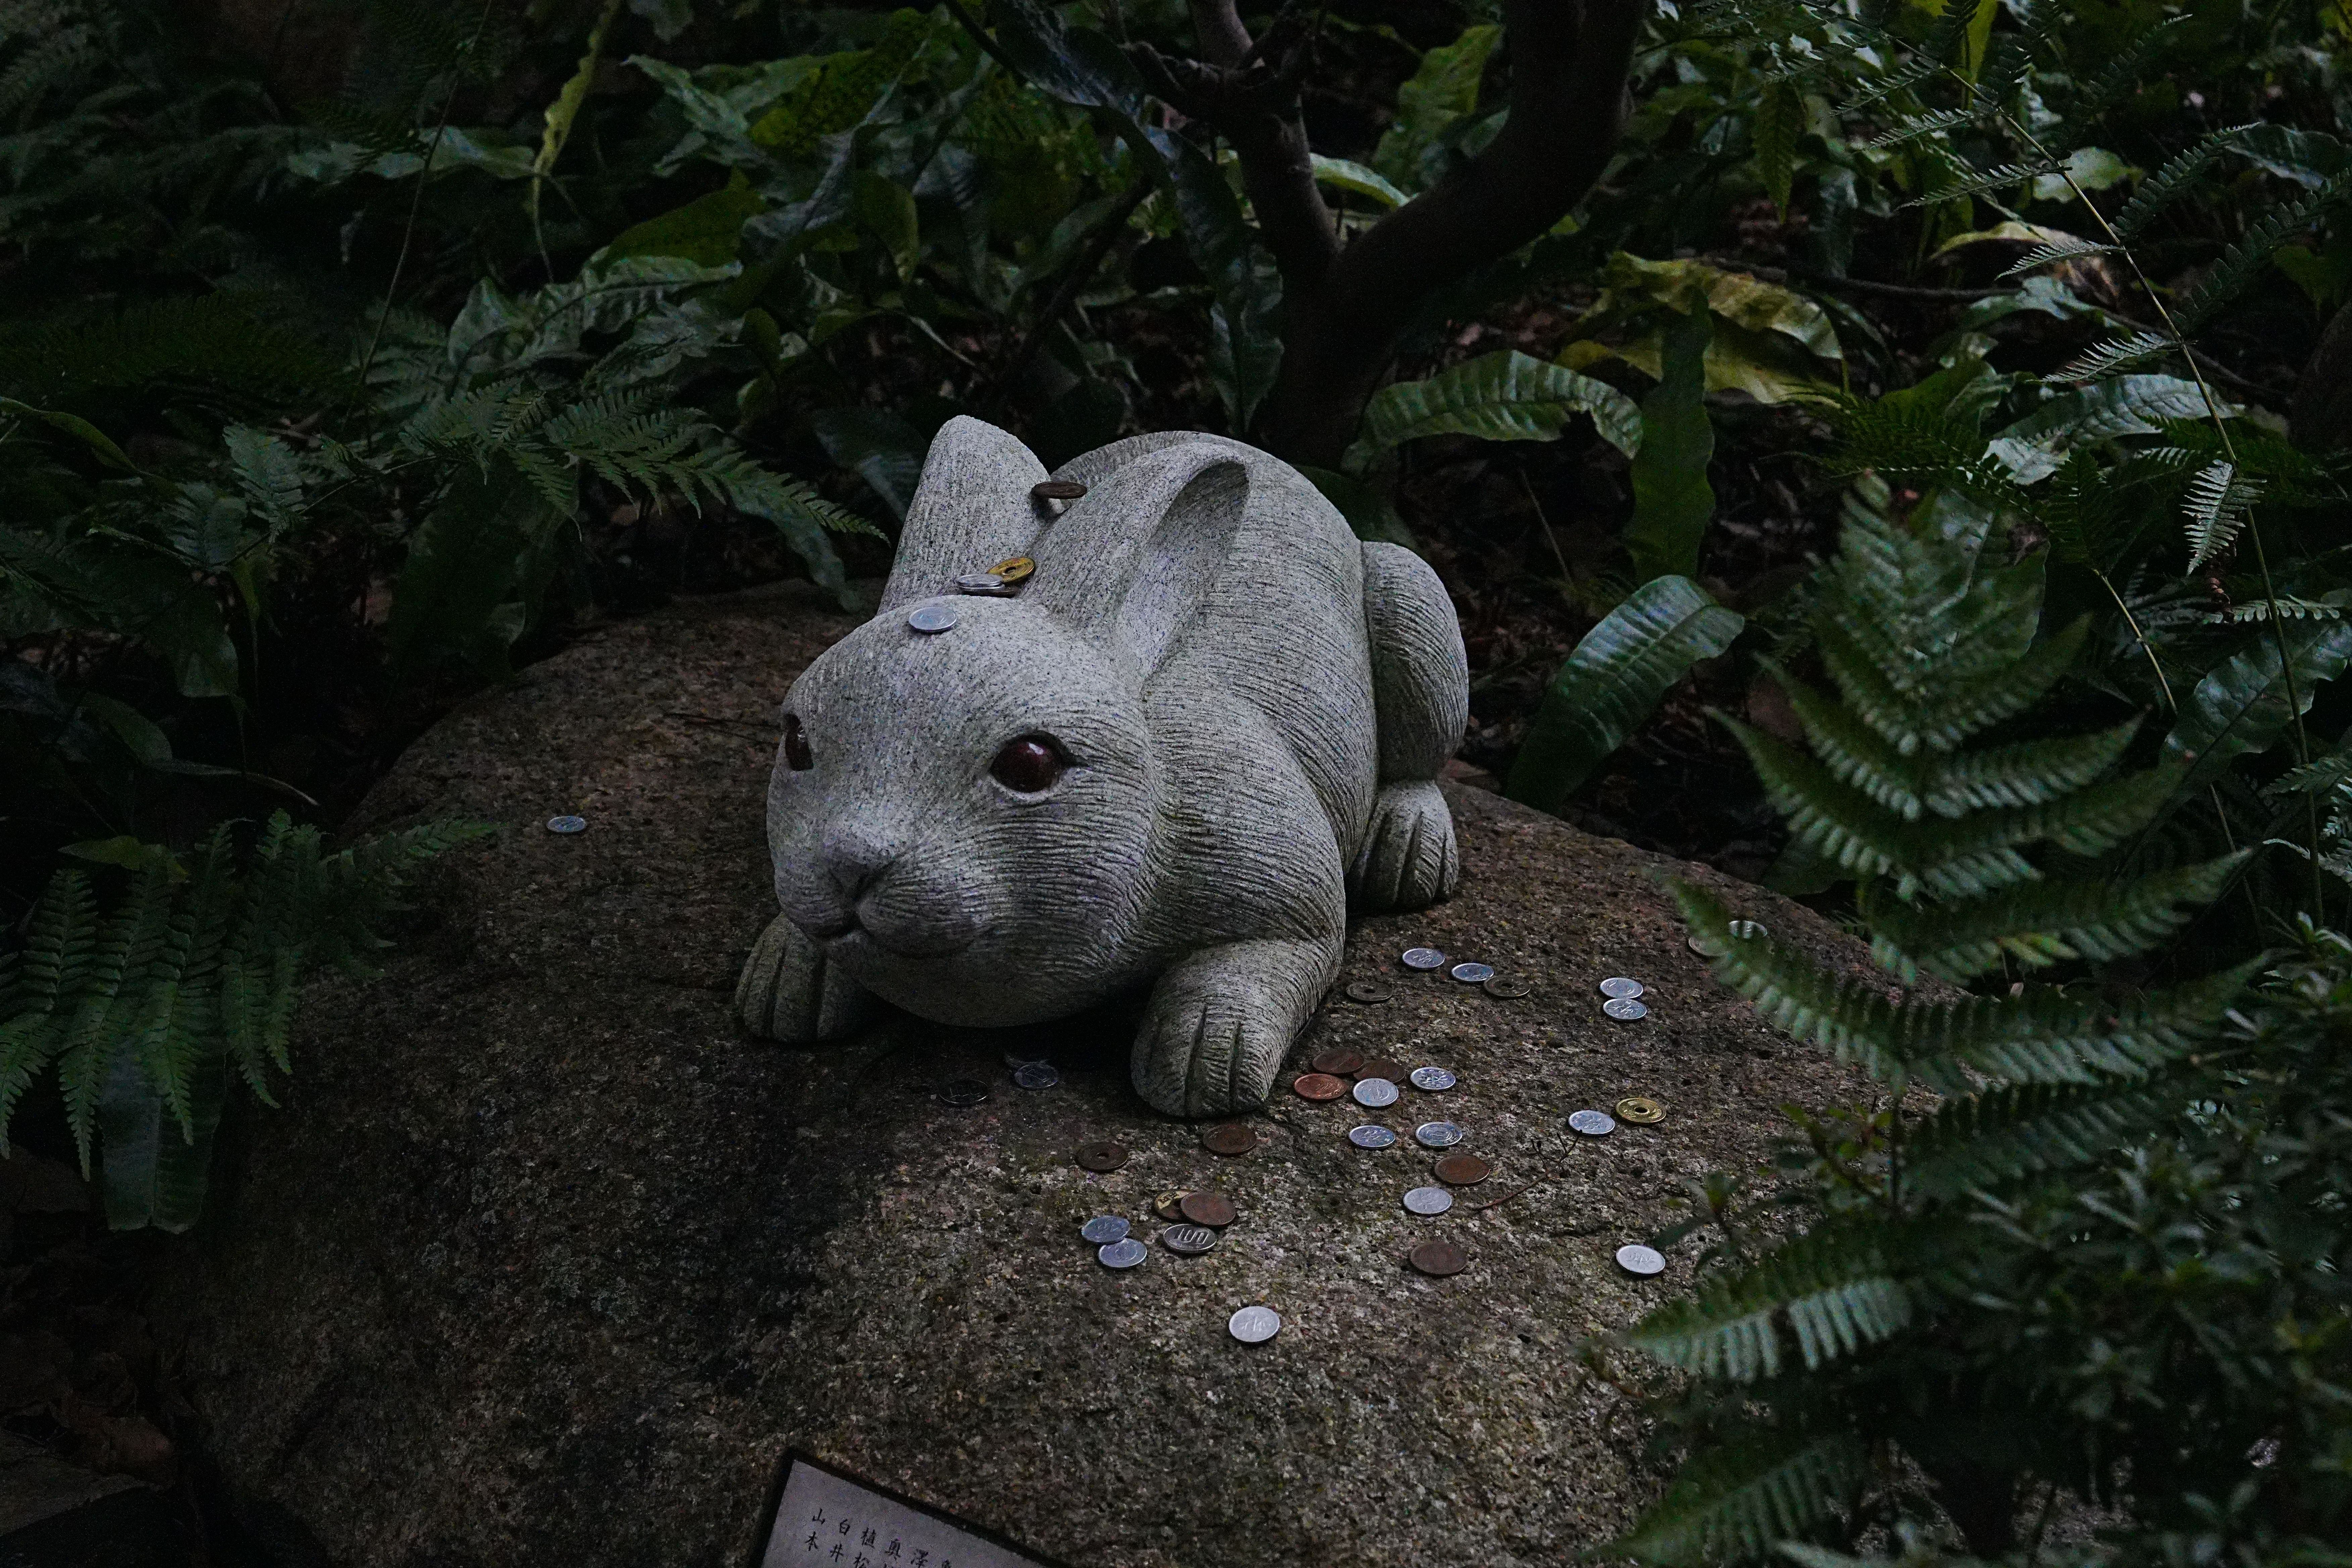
[1484,980,1530,1000]
[987,554,1035,583]
[1310,1047,1365,1076]
[1616,1096,1666,1125]
[1179,1191,1237,1227]
[1344,981,1391,1004]
[1292,1072,1348,1101]
[1031,479,1088,501]
[1434,1154,1491,1186]
[1154,1189,1189,1221]
[1202,1123,1257,1156]
[1409,1240,1467,1277]
[1075,1140,1127,1172]
[1357,1055,1408,1082]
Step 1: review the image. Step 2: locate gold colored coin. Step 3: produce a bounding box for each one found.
[988,555,1036,584]
[1615,1096,1665,1125]
[1154,1189,1189,1221]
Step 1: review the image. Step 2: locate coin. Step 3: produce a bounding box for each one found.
[1616,1096,1665,1124]
[1292,1072,1348,1102]
[1344,981,1391,1004]
[1202,1123,1256,1156]
[1434,1154,1490,1185]
[1483,979,1530,1000]
[1031,480,1088,502]
[937,1077,988,1108]
[1357,1055,1408,1082]
[952,572,1018,596]
[1400,947,1447,970]
[1179,1191,1236,1227]
[1097,1237,1147,1269]
[1616,1243,1667,1277]
[1162,1224,1218,1255]
[1310,1047,1365,1076]
[1228,1305,1280,1343]
[1348,1125,1397,1149]
[1080,1216,1129,1244]
[1688,920,1768,958]
[1450,962,1495,983]
[1013,1061,1060,1090]
[1153,1189,1188,1220]
[1408,1066,1456,1092]
[1409,1240,1467,1277]
[1415,1120,1464,1148]
[987,555,1036,582]
[546,814,588,834]
[1075,1140,1127,1172]
[1569,1109,1616,1137]
[1403,1185,1455,1216]
[1353,1077,1400,1108]
[906,601,958,634]
[1600,977,1645,999]
[1603,997,1649,1021]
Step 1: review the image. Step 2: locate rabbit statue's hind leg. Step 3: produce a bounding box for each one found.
[736,913,876,1042]
[1132,938,1343,1116]
[1352,541,1471,912]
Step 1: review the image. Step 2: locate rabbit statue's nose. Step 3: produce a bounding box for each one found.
[823,828,897,901]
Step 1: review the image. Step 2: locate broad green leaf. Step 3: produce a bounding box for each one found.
[1371,24,1502,192]
[2164,620,2352,800]
[851,170,919,277]
[1506,576,1744,814]
[1585,253,1843,364]
[1350,350,1639,469]
[1565,321,1839,407]
[1310,155,1409,208]
[602,176,765,266]
[1625,308,1717,583]
[0,396,142,472]
[1755,81,1801,214]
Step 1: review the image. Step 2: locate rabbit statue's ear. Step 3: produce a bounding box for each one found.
[1025,443,1250,675]
[878,417,1050,611]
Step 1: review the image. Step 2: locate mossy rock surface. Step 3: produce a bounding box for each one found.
[169,581,1875,1568]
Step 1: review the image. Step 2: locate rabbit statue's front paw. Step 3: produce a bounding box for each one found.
[1131,940,1338,1117]
[1349,779,1461,913]
[736,914,875,1042]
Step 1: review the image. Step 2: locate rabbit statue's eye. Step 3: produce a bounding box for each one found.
[783,714,813,771]
[990,735,1066,794]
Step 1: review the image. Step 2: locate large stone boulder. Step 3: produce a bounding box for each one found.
[168,582,1870,1568]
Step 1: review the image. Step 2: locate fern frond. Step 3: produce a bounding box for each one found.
[2176,177,2352,335]
[1770,666,1927,820]
[1904,1078,2183,1198]
[1863,852,2249,980]
[1610,1433,1870,1567]
[2048,331,2174,384]
[1627,1218,1913,1379]
[2002,237,2120,278]
[1908,157,2058,207]
[1923,717,2142,814]
[1814,615,2088,757]
[1865,108,1975,148]
[2183,459,2261,572]
[2111,122,2259,241]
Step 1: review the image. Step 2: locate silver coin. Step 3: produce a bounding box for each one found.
[545,815,587,834]
[1730,919,1767,941]
[1616,1243,1667,1277]
[1600,977,1645,999]
[952,573,1018,596]
[905,600,959,634]
[1081,1215,1129,1244]
[1162,1224,1219,1255]
[937,1078,988,1108]
[1400,946,1447,970]
[1353,1077,1400,1108]
[1415,1120,1464,1148]
[1013,1061,1060,1090]
[1449,961,1494,984]
[1097,1237,1146,1269]
[1569,1109,1617,1136]
[1228,1305,1281,1343]
[1604,997,1650,1021]
[1409,1066,1456,1092]
[1402,1184,1455,1216]
[1348,1124,1398,1149]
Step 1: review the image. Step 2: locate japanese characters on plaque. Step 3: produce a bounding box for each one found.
[760,1455,1052,1568]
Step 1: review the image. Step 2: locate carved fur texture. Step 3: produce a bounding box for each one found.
[741,418,1467,1116]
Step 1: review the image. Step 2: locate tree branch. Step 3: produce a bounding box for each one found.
[1257,0,1646,463]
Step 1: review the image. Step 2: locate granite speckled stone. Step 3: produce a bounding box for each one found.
[167,581,1875,1568]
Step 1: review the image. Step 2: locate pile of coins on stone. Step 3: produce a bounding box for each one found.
[952,554,1037,598]
[1391,945,1530,1001]
[1599,975,1649,1021]
[1069,1150,1247,1274]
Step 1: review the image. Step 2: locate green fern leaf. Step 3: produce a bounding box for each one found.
[1908,156,2058,207]
[1627,1218,1913,1380]
[2111,122,2259,240]
[1349,349,1643,468]
[1923,716,2142,814]
[1904,1078,2183,1198]
[1863,852,2249,980]
[2003,237,2121,278]
[2183,458,2260,573]
[1610,1433,1870,1567]
[2175,176,2352,334]
[1864,107,1974,149]
[2048,331,2174,384]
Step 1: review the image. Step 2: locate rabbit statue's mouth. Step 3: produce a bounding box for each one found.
[803,912,978,963]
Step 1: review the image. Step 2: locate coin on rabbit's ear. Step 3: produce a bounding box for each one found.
[987,555,1036,583]
[1030,480,1087,503]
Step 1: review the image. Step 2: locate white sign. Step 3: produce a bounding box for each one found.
[759,1456,1052,1568]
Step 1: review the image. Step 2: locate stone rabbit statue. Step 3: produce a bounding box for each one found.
[737,417,1468,1116]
